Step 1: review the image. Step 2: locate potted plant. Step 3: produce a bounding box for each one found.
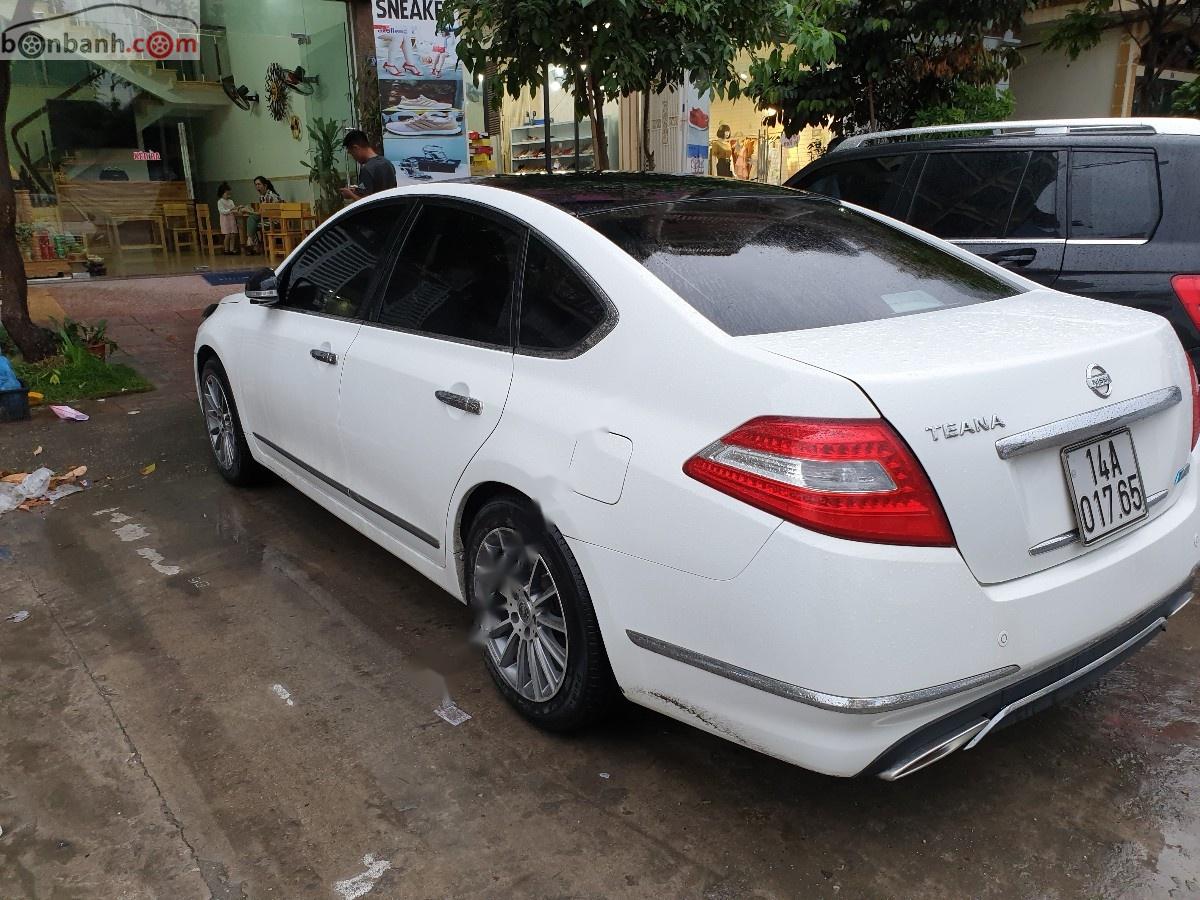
[301,117,347,223]
[15,223,34,261]
[53,318,118,362]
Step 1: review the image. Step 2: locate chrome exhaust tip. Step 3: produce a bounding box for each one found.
[877,719,989,781]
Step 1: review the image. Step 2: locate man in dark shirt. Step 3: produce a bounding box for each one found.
[339,130,398,200]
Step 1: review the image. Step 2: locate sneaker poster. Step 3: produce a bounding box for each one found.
[371,2,469,182]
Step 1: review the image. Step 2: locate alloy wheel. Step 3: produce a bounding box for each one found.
[475,527,569,702]
[202,374,237,471]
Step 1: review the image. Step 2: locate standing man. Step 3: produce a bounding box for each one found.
[339,130,397,200]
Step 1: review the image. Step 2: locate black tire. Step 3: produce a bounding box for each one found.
[467,496,619,732]
[199,358,264,487]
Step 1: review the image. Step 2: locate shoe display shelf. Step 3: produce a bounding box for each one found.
[509,120,593,173]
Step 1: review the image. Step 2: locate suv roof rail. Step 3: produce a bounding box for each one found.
[833,117,1200,152]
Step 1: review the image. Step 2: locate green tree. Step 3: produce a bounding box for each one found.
[913,82,1016,126]
[1172,70,1200,114]
[746,0,1034,137]
[1045,0,1200,115]
[0,56,56,363]
[441,0,842,171]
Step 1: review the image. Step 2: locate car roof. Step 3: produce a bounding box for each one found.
[465,173,797,217]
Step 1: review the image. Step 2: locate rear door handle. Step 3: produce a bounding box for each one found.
[983,247,1037,267]
[436,390,482,415]
[310,348,338,365]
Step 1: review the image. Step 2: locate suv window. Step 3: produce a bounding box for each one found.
[1069,150,1160,240]
[519,236,609,352]
[374,203,523,346]
[796,154,915,217]
[586,197,1016,337]
[281,203,403,317]
[908,151,1030,239]
[1008,151,1061,238]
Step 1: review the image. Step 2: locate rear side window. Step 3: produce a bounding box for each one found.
[519,236,609,352]
[1069,151,1160,240]
[909,151,1031,239]
[374,203,523,346]
[795,155,915,217]
[586,197,1016,337]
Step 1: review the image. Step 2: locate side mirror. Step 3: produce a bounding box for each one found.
[246,268,279,304]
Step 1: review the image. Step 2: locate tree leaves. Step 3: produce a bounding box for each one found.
[746,0,1036,136]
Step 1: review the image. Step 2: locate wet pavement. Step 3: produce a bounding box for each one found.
[1,287,1199,898]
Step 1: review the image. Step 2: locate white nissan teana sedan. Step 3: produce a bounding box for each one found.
[195,175,1199,780]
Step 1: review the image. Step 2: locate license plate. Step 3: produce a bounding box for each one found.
[1061,429,1148,545]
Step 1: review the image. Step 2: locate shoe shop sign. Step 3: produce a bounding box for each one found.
[371,1,469,183]
[0,0,200,61]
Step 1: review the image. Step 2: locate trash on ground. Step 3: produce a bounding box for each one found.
[434,701,471,726]
[0,547,11,562]
[334,853,392,900]
[33,446,42,456]
[5,611,30,624]
[0,466,90,514]
[271,684,295,706]
[0,355,19,392]
[141,463,156,476]
[27,391,43,407]
[599,772,611,779]
[50,405,89,422]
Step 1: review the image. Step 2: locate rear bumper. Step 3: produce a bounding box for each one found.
[573,445,1200,778]
[867,577,1193,779]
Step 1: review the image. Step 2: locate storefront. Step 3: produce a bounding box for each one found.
[8,0,357,279]
[6,2,825,282]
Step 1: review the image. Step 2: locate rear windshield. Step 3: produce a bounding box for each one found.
[585,196,1017,336]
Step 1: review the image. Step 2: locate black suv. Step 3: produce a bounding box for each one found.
[788,120,1200,362]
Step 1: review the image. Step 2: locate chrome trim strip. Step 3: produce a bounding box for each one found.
[1167,590,1194,618]
[995,387,1182,460]
[252,432,441,549]
[1067,238,1149,246]
[964,616,1167,750]
[953,238,1066,245]
[625,630,1019,714]
[1028,489,1169,556]
[878,720,989,781]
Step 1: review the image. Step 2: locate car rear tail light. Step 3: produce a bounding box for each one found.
[1173,275,1200,331]
[1188,355,1199,450]
[684,417,955,547]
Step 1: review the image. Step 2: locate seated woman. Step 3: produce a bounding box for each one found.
[243,176,282,253]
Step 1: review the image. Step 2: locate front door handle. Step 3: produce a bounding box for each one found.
[436,390,482,415]
[310,348,338,365]
[983,247,1037,267]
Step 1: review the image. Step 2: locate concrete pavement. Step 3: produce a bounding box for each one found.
[1,276,1198,898]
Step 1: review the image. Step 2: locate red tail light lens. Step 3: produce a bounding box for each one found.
[1187,355,1199,449]
[683,417,955,547]
[1173,275,1200,330]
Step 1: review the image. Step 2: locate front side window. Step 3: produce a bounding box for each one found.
[280,203,404,317]
[796,154,915,218]
[586,197,1017,337]
[908,151,1030,239]
[374,204,524,346]
[519,236,609,352]
[1069,150,1160,240]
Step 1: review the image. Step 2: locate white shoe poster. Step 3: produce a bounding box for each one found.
[371,3,469,182]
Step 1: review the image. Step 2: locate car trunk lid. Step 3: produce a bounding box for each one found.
[744,290,1194,584]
